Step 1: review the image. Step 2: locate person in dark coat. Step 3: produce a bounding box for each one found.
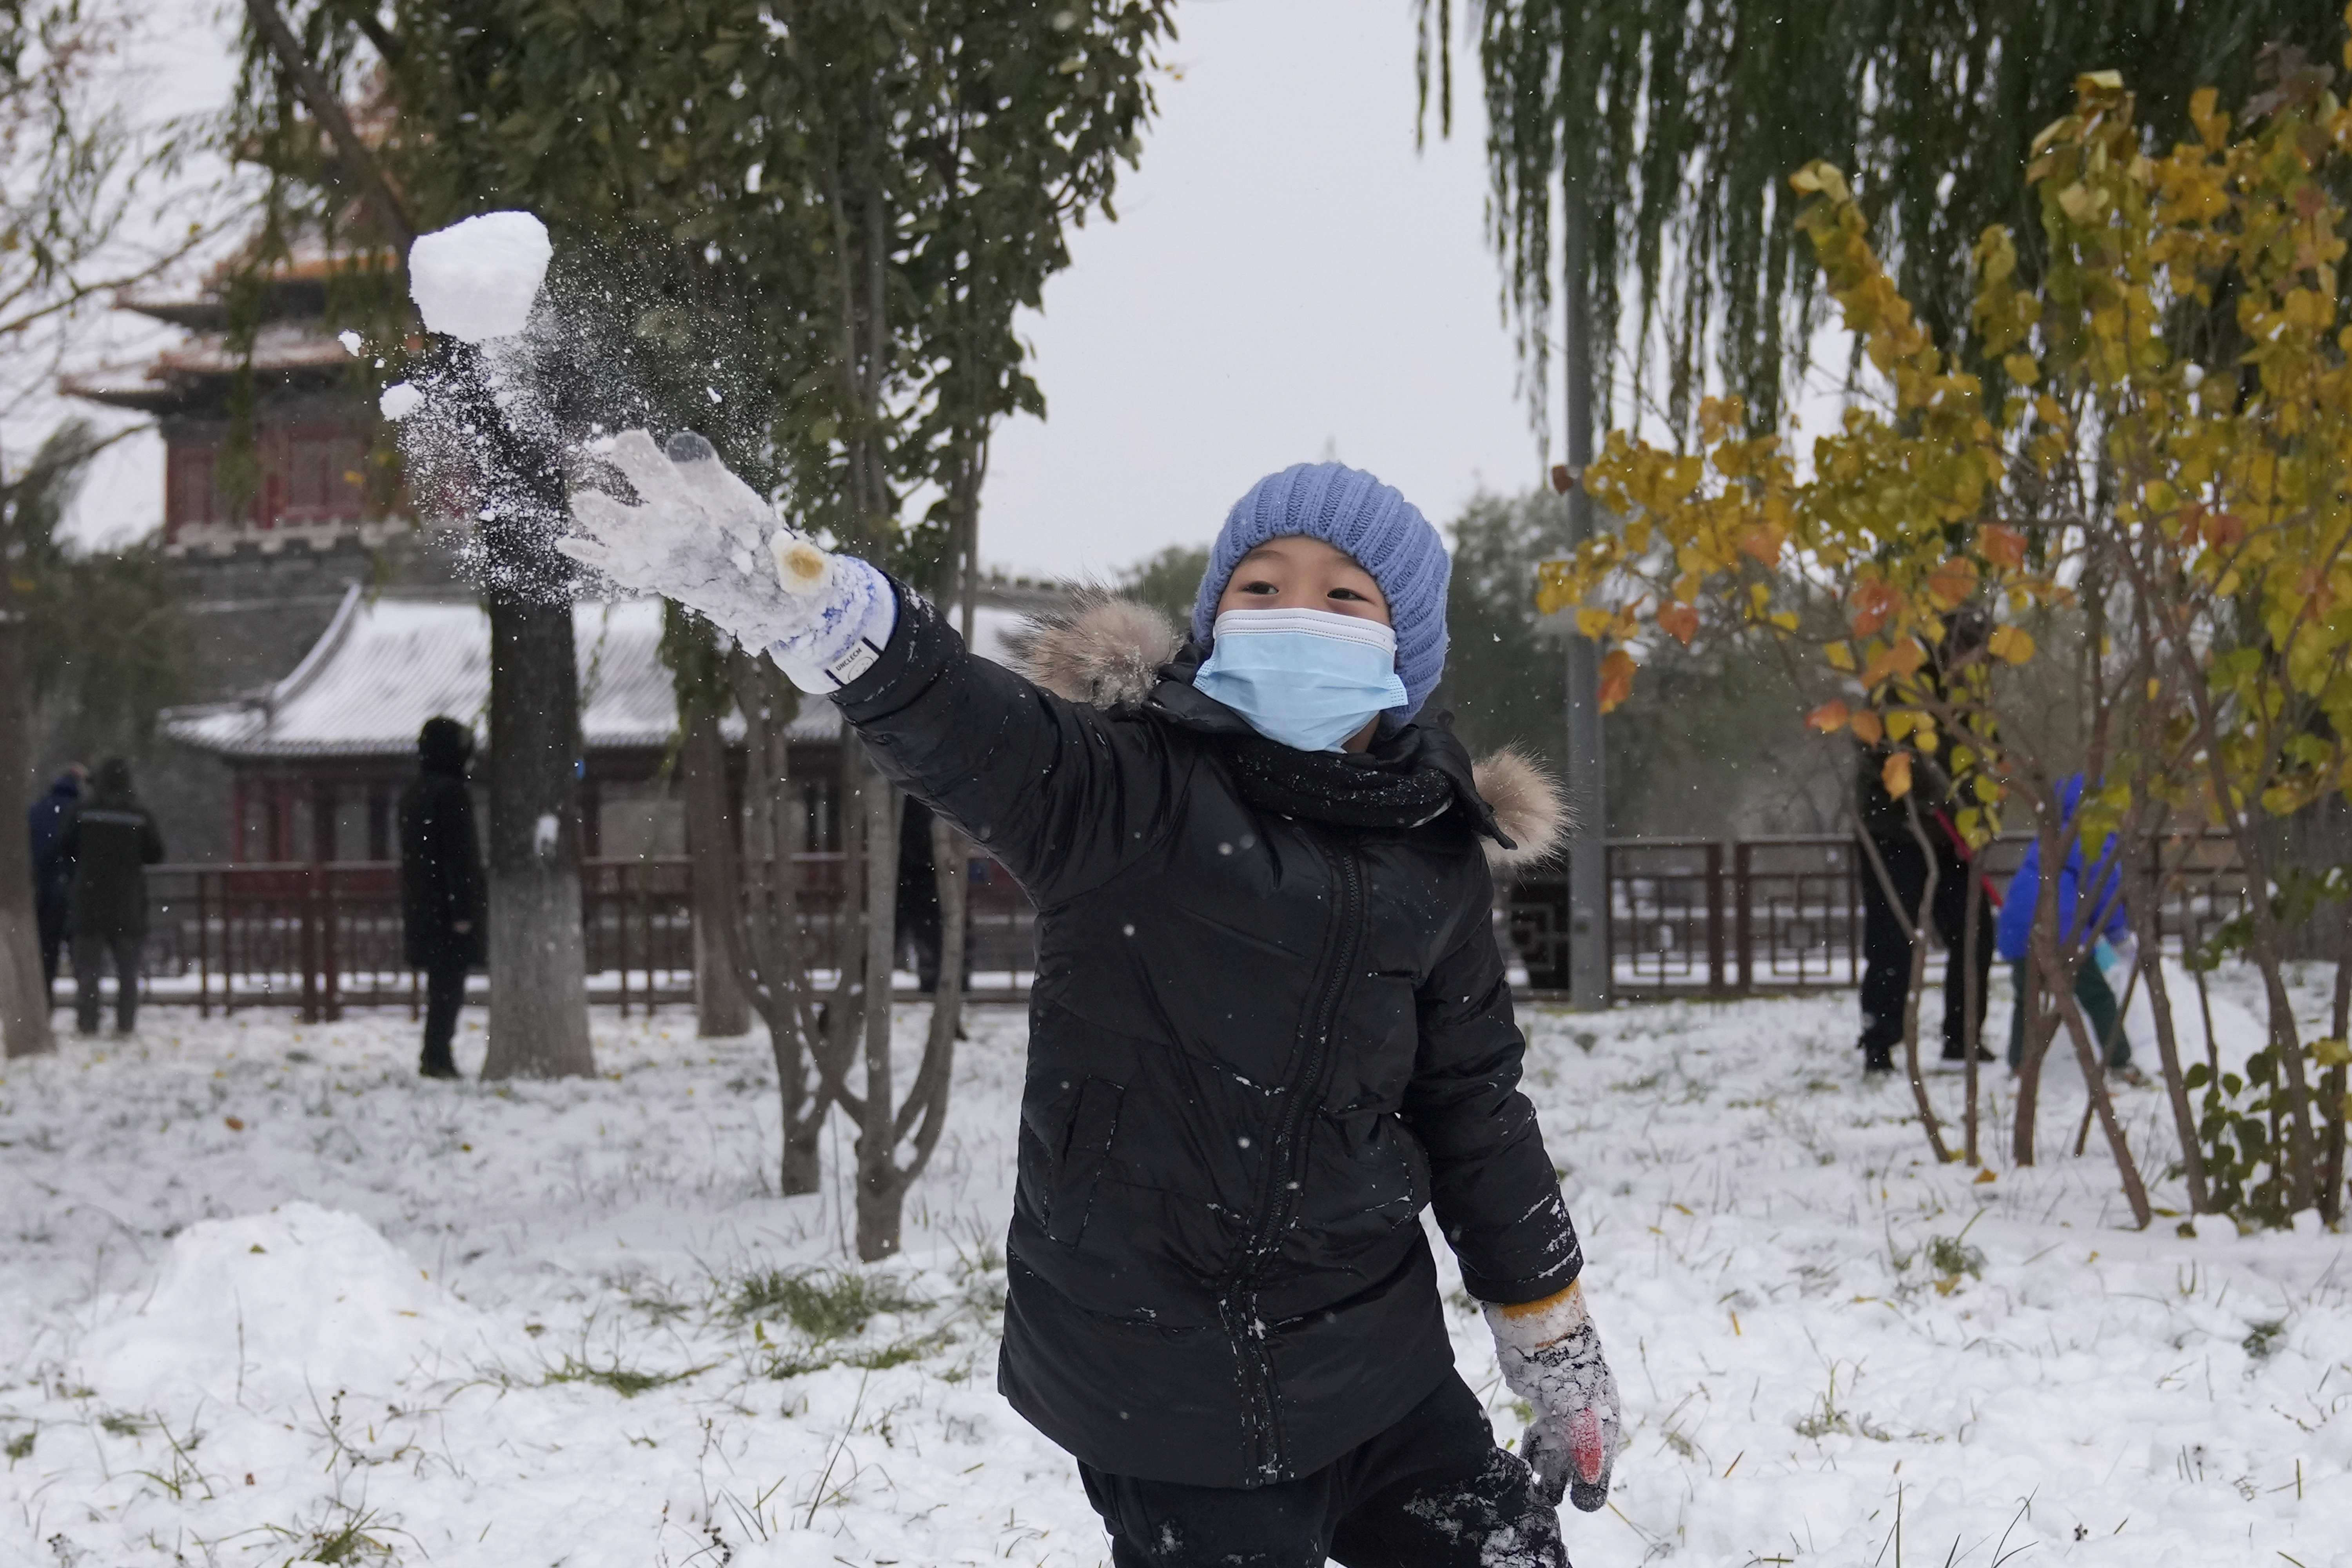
[57,758,164,1036]
[27,764,86,989]
[1855,737,1998,1073]
[398,717,485,1080]
[565,439,1622,1567]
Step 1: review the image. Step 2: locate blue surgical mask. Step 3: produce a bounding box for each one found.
[1192,607,1409,752]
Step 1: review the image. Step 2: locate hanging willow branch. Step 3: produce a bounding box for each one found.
[1416,0,2345,441]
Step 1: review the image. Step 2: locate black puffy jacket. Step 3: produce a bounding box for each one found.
[399,761,485,970]
[836,587,1583,1488]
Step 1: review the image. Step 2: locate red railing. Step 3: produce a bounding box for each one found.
[80,833,2256,1014]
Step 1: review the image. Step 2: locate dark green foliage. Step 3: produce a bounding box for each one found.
[1419,1,2348,437]
[2241,1319,2286,1359]
[1121,543,1209,632]
[2183,1040,2327,1229]
[726,1266,929,1341]
[1925,1235,1985,1279]
[8,421,191,748]
[233,0,1172,583]
[3,1429,31,1462]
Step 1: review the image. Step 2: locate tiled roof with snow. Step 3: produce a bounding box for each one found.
[163,587,1034,761]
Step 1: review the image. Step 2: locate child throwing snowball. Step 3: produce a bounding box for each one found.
[564,441,1620,1567]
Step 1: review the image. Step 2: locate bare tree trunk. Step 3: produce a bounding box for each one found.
[852,739,905,1260]
[1963,871,1983,1166]
[2324,908,2351,1224]
[1853,812,1950,1163]
[729,652,829,1195]
[482,600,595,1078]
[682,706,749,1036]
[2121,838,2209,1213]
[0,589,56,1060]
[2054,977,2154,1227]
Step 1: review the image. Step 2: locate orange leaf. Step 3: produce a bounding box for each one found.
[1849,709,1885,746]
[1852,580,1898,637]
[1926,558,1979,609]
[1739,526,1784,566]
[1597,649,1636,713]
[1882,751,1913,800]
[1657,603,1699,646]
[1978,525,2026,570]
[1806,699,1851,733]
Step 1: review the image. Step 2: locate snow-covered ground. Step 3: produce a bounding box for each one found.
[4,965,2347,1567]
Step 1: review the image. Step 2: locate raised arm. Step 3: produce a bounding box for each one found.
[559,429,1184,903]
[831,588,1186,904]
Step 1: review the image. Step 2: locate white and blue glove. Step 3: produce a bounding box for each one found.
[558,430,895,693]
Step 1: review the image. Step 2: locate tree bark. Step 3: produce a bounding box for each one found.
[681,705,749,1037]
[1853,810,1950,1163]
[428,341,593,1081]
[852,737,904,1261]
[2055,978,2154,1228]
[0,588,56,1059]
[482,599,594,1078]
[728,653,829,1195]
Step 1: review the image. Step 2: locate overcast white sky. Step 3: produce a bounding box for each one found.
[59,1,1555,572]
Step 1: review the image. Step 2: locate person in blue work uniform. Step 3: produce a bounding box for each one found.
[1998,775,2140,1082]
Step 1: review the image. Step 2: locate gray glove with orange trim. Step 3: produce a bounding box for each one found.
[1484,1280,1623,1511]
[559,429,895,693]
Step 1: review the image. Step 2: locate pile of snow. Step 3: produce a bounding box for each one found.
[75,1202,521,1417]
[407,210,552,342]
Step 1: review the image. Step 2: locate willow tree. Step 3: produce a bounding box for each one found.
[1417,0,2343,437]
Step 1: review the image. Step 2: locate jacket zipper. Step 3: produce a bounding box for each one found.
[1220,836,1364,1481]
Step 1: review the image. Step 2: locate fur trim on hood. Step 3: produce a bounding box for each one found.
[1015,594,1568,870]
[1014,593,1183,709]
[1469,746,1569,871]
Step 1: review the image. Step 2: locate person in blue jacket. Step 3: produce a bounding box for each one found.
[26,765,87,990]
[1997,775,2137,1078]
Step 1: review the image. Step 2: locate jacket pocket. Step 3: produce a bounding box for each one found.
[1045,1076,1125,1247]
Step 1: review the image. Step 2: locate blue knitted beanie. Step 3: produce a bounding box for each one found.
[1191,462,1450,722]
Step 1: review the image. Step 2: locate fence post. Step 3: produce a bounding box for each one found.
[1734,842,1754,993]
[299,865,318,1025]
[323,867,342,1023]
[197,871,211,1020]
[1706,842,1726,992]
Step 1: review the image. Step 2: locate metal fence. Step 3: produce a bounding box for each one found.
[107,855,1039,1022]
[76,833,2258,1016]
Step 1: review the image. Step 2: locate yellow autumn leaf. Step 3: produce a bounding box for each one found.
[1849,709,1885,746]
[1987,625,2034,664]
[1575,608,1612,640]
[1882,751,1913,799]
[2314,1038,2352,1069]
[1825,641,1856,671]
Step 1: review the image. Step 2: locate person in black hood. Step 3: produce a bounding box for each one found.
[399,716,485,1079]
[564,439,1623,1566]
[58,758,164,1036]
[27,764,86,989]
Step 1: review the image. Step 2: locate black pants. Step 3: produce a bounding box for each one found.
[71,930,145,1035]
[421,959,469,1075]
[1077,1370,1568,1568]
[1858,824,1994,1058]
[37,896,67,989]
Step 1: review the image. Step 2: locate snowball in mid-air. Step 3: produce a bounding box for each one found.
[379,381,424,421]
[408,211,552,343]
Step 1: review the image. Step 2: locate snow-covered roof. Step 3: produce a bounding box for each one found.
[163,587,1035,761]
